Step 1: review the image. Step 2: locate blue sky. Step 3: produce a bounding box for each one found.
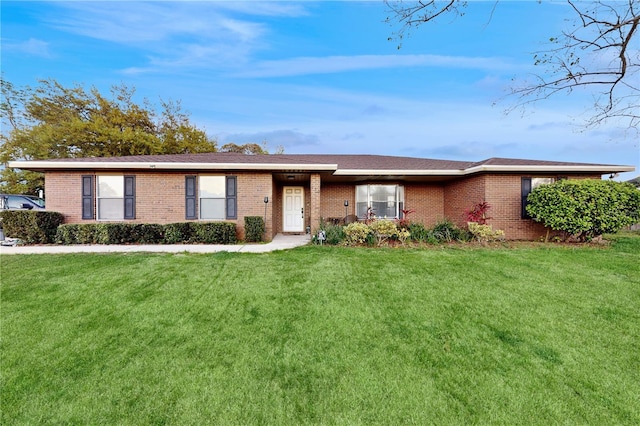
[2,1,638,180]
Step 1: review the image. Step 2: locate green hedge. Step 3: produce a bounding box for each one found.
[55,222,237,245]
[244,216,265,242]
[527,179,640,241]
[191,222,237,244]
[0,210,64,244]
[163,222,193,244]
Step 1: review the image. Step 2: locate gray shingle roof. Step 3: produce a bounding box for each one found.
[11,153,634,174]
[40,153,619,169]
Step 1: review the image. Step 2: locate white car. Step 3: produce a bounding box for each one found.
[0,194,45,211]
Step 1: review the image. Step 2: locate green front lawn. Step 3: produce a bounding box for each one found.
[2,236,639,424]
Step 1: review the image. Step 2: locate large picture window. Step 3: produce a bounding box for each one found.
[356,184,404,219]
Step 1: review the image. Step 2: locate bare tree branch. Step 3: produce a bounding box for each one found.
[386,0,639,132]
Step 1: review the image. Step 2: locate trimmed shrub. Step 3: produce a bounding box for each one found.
[191,222,237,244]
[244,216,265,242]
[137,224,164,244]
[94,223,129,244]
[77,224,98,244]
[0,210,64,244]
[163,222,192,244]
[54,222,236,245]
[55,224,80,245]
[527,179,640,241]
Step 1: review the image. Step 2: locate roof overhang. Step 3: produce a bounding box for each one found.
[7,160,338,172]
[333,164,635,176]
[464,164,636,174]
[334,169,465,176]
[8,160,634,176]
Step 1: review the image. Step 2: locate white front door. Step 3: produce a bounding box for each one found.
[283,187,304,232]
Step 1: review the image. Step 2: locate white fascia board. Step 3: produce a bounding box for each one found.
[8,160,338,172]
[463,164,636,174]
[333,169,465,176]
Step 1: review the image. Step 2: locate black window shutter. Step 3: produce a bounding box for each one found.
[185,176,197,220]
[124,175,136,219]
[226,176,237,219]
[521,177,532,219]
[82,175,94,220]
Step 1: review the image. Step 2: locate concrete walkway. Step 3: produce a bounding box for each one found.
[0,233,312,255]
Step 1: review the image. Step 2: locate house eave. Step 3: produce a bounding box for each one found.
[333,164,635,177]
[8,160,339,172]
[8,160,634,176]
[465,164,636,174]
[333,169,465,176]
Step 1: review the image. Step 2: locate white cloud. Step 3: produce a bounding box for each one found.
[44,1,298,73]
[233,54,519,78]
[48,2,272,43]
[2,38,53,58]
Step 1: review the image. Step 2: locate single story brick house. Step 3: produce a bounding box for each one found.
[10,153,634,240]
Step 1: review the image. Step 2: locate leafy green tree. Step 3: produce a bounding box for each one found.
[526,179,640,240]
[1,78,217,194]
[220,142,269,155]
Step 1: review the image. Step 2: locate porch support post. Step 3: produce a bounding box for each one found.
[310,173,321,232]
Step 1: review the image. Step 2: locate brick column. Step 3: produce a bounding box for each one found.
[310,173,321,232]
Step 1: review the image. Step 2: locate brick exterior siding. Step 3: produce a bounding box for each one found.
[47,171,275,241]
[44,170,603,241]
[443,173,601,240]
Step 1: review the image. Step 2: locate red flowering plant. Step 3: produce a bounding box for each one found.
[465,201,491,225]
[465,201,505,243]
[397,208,415,229]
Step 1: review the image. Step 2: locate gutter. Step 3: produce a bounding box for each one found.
[463,164,636,174]
[8,160,339,172]
[337,164,635,176]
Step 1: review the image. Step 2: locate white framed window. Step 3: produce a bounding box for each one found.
[199,176,226,220]
[97,175,124,220]
[91,175,135,221]
[356,184,404,219]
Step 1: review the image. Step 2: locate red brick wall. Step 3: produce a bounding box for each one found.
[484,174,603,240]
[404,183,445,227]
[45,170,275,240]
[237,173,273,240]
[319,184,353,220]
[45,171,84,223]
[45,170,605,241]
[483,174,547,240]
[444,173,602,240]
[444,175,486,227]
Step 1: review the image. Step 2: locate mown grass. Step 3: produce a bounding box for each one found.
[2,236,639,424]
